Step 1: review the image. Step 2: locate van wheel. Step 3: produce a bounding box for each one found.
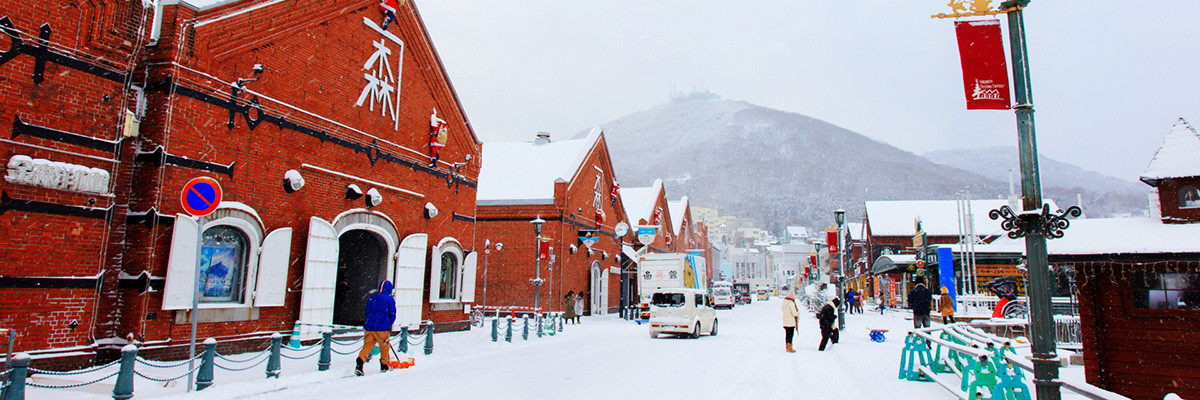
[710,319,718,336]
[690,325,700,339]
[650,331,657,339]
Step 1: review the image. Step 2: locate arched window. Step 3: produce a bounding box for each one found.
[199,225,249,303]
[1179,186,1200,209]
[439,251,459,300]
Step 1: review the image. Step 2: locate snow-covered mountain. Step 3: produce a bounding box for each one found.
[576,95,1147,231]
[574,95,1008,231]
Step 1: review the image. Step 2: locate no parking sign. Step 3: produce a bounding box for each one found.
[180,177,222,217]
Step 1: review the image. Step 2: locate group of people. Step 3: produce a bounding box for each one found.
[843,289,865,314]
[780,293,841,352]
[906,277,957,329]
[562,291,585,324]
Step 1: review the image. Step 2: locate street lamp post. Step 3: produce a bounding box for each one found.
[530,217,545,311]
[834,209,847,331]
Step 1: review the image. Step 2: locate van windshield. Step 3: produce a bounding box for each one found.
[651,293,686,307]
[714,288,731,296]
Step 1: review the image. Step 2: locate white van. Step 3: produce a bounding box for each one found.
[712,285,735,309]
[648,288,718,339]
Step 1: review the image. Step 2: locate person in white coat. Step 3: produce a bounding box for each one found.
[781,293,800,353]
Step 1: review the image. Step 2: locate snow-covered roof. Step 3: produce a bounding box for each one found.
[477,128,602,204]
[846,222,864,241]
[865,199,1059,238]
[620,179,663,226]
[668,197,689,233]
[786,226,809,239]
[948,217,1200,256]
[1141,118,1200,185]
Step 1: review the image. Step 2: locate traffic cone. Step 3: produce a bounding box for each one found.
[287,323,303,349]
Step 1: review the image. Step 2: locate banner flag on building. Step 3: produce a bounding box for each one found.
[955,20,1011,110]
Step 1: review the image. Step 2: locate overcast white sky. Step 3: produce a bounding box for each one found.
[417,1,1200,181]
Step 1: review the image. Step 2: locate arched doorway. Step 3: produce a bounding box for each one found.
[333,230,389,326]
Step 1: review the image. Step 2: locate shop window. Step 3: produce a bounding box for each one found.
[1133,271,1200,310]
[199,225,248,303]
[1179,186,1200,209]
[438,251,458,300]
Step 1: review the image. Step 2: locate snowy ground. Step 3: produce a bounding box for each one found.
[30,298,1096,400]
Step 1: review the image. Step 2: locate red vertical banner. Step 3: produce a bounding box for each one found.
[955,20,1011,110]
[826,231,838,254]
[538,239,550,260]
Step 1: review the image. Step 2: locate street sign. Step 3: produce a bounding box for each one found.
[180,177,222,217]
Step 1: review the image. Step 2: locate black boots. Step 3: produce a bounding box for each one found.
[380,362,390,373]
[355,358,364,376]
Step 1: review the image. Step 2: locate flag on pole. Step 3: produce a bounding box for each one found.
[954,19,1011,110]
[538,238,550,261]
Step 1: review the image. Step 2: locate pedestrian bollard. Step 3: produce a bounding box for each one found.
[558,313,564,332]
[423,322,434,356]
[505,317,513,342]
[491,317,499,342]
[536,315,544,338]
[266,332,282,378]
[197,338,216,390]
[317,331,332,371]
[112,345,137,400]
[398,327,409,354]
[2,353,30,400]
[522,316,529,340]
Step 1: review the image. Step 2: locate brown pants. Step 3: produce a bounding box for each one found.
[358,331,391,364]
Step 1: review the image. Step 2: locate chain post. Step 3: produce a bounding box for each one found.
[196,338,216,390]
[266,332,282,378]
[522,316,529,340]
[398,327,409,353]
[112,345,136,400]
[423,322,434,356]
[491,318,498,342]
[505,317,513,342]
[317,332,332,371]
[536,314,543,338]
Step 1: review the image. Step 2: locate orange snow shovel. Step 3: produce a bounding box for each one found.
[387,343,415,369]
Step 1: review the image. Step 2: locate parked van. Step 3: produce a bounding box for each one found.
[648,288,718,339]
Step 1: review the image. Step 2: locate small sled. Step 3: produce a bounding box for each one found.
[867,328,889,343]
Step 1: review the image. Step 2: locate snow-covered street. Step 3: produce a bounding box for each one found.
[35,297,964,400]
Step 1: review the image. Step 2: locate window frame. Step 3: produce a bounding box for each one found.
[431,238,464,303]
[1131,271,1200,311]
[1178,185,1200,209]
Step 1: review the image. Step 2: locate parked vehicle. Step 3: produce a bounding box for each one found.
[635,253,707,322]
[756,289,771,301]
[648,288,718,339]
[733,282,752,305]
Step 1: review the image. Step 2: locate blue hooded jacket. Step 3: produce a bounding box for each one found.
[363,280,396,332]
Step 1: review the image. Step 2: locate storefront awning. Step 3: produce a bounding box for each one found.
[872,254,917,275]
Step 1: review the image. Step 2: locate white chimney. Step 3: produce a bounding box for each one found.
[534,132,551,145]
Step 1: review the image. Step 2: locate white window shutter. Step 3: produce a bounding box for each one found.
[459,252,478,303]
[601,268,609,314]
[393,233,427,330]
[162,214,199,310]
[253,227,292,307]
[298,217,338,339]
[428,245,443,303]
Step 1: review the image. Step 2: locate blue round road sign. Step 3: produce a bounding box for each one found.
[180,177,223,217]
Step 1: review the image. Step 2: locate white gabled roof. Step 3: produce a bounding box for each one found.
[620,179,663,227]
[865,199,1059,238]
[1141,118,1200,185]
[668,197,689,233]
[477,128,602,204]
[786,226,809,239]
[973,218,1200,256]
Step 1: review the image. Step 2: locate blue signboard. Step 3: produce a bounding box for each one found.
[937,246,956,311]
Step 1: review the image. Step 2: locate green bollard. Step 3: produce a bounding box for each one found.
[423,322,434,356]
[505,317,513,342]
[399,327,409,353]
[491,318,498,342]
[112,345,136,400]
[317,332,332,371]
[537,314,543,338]
[2,353,30,400]
[196,338,216,390]
[522,316,529,341]
[266,332,282,378]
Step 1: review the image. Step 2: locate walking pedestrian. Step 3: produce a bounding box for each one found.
[781,293,800,353]
[939,287,956,324]
[908,277,932,329]
[817,298,840,351]
[854,291,864,314]
[574,291,584,324]
[563,291,576,324]
[845,290,856,314]
[356,280,395,376]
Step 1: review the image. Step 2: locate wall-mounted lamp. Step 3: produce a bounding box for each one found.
[283,169,304,193]
[424,202,438,219]
[365,188,382,207]
[346,184,363,200]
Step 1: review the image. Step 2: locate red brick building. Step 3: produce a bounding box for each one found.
[1051,119,1200,400]
[620,179,675,254]
[1,0,481,364]
[475,129,627,315]
[668,196,714,283]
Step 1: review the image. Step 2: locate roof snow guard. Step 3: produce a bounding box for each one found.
[1141,118,1200,186]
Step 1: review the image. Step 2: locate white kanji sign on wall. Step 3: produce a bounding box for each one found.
[356,17,404,131]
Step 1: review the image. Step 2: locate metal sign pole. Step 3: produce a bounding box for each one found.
[187,227,201,392]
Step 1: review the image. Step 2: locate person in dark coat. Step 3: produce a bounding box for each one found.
[817,298,840,351]
[908,277,933,329]
[356,280,396,376]
[563,291,576,324]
